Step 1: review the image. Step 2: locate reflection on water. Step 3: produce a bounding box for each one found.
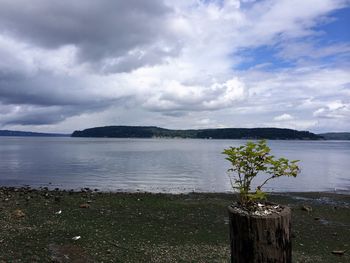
[0,137,349,193]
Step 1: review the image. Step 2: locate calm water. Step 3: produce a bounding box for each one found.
[0,137,349,193]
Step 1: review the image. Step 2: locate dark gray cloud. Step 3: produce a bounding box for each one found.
[0,0,177,72]
[3,106,76,125]
[0,96,133,126]
[0,68,132,126]
[0,70,109,106]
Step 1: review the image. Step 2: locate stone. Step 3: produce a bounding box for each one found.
[13,209,25,218]
[331,250,345,255]
[301,205,312,212]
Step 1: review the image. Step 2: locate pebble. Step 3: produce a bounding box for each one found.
[12,209,26,219]
[80,203,90,209]
[331,250,345,255]
[301,205,312,212]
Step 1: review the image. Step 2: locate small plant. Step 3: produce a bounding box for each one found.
[223,140,300,206]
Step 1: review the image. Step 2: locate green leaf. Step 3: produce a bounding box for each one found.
[223,139,300,206]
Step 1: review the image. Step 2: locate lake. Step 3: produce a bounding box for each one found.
[0,137,349,193]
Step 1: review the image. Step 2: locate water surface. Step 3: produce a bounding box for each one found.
[0,137,349,193]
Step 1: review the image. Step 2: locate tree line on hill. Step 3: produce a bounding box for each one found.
[71,126,323,140]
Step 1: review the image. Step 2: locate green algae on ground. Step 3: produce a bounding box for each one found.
[0,188,349,262]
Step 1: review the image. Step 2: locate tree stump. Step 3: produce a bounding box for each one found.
[228,205,291,263]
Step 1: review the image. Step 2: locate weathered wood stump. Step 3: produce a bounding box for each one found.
[228,205,291,263]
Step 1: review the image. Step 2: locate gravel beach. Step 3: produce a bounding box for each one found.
[0,187,349,262]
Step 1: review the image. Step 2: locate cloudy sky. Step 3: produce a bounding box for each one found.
[0,0,349,133]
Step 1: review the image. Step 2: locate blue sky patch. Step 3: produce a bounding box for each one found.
[315,7,350,44]
[235,45,295,70]
[235,5,350,71]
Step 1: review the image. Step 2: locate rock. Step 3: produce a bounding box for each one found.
[12,209,26,218]
[331,250,345,255]
[301,205,312,212]
[79,203,90,209]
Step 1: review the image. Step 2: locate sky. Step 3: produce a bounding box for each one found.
[0,0,349,134]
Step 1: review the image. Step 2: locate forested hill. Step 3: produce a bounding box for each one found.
[71,126,323,140]
[0,130,68,137]
[318,132,350,140]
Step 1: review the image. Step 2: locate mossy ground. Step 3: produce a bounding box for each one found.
[0,188,349,262]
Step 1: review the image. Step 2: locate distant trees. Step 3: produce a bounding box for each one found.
[71,126,323,140]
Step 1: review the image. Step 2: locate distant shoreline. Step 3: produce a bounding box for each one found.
[1,135,350,141]
[2,127,349,140]
[0,130,69,137]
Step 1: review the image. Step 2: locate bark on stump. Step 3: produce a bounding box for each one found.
[228,205,291,263]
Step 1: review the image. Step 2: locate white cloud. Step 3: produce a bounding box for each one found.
[313,101,350,119]
[266,119,318,131]
[142,78,246,112]
[0,0,349,133]
[274,114,294,121]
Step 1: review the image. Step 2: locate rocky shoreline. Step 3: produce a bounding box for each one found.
[1,186,349,262]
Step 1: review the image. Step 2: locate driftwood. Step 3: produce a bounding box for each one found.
[228,205,292,263]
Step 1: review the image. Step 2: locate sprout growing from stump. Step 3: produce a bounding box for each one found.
[223,140,300,206]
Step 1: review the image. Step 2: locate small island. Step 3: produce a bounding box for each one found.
[71,126,322,140]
